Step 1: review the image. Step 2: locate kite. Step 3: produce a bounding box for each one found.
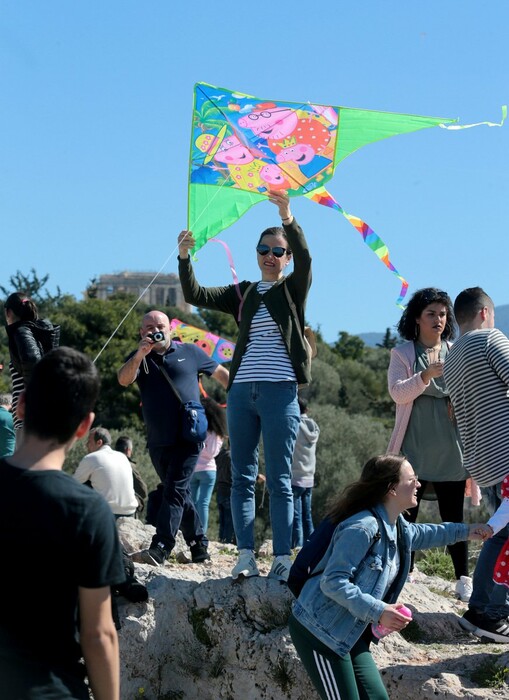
[188,82,505,306]
[170,318,235,364]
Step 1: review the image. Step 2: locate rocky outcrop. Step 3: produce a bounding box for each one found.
[117,519,509,699]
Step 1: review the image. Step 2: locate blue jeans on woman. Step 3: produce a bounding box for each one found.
[190,470,216,534]
[470,482,509,620]
[292,485,314,548]
[227,381,300,556]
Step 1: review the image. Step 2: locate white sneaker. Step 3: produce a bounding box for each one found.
[231,549,259,580]
[268,555,293,582]
[455,575,473,602]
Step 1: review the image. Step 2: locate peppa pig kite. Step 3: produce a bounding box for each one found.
[189,82,505,306]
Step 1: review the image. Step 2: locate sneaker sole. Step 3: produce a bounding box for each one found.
[231,571,260,582]
[458,616,478,633]
[456,594,472,603]
[267,572,288,582]
[474,626,509,644]
[460,614,509,644]
[139,551,165,566]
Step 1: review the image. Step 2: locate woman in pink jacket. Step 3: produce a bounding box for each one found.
[387,287,471,602]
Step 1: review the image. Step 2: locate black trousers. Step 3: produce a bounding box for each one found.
[148,440,207,551]
[404,478,468,578]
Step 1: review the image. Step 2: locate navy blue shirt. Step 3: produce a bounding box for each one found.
[132,341,218,447]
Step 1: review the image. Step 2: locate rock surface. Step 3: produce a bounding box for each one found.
[117,519,509,699]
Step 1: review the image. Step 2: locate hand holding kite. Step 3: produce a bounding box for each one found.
[178,230,196,259]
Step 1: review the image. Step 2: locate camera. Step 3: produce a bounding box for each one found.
[147,331,165,343]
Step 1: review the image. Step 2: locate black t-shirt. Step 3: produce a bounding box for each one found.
[0,460,125,699]
[133,341,218,447]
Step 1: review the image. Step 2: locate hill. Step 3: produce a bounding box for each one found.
[116,519,509,699]
[359,304,509,347]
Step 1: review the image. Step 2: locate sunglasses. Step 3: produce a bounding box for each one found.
[256,244,288,258]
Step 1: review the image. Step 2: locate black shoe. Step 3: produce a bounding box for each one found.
[458,608,484,633]
[190,542,210,563]
[139,543,170,566]
[475,617,509,644]
[115,580,149,603]
[460,610,509,643]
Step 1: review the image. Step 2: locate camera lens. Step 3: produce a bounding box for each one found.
[152,331,164,342]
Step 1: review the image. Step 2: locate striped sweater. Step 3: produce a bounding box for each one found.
[443,328,509,487]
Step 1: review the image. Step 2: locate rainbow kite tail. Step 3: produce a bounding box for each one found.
[305,186,409,307]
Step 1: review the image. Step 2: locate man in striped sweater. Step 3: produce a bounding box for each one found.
[443,287,509,643]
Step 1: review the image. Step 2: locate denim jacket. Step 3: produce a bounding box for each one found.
[292,503,469,657]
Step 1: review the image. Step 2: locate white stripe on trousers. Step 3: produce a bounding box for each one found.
[313,649,342,699]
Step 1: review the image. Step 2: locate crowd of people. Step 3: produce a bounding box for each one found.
[1,188,509,698]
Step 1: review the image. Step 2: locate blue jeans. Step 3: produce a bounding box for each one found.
[470,482,509,619]
[292,485,314,548]
[227,381,300,555]
[148,440,207,551]
[190,470,216,534]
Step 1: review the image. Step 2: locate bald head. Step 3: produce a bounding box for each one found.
[140,310,171,350]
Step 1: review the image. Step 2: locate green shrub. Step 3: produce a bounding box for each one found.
[415,547,455,581]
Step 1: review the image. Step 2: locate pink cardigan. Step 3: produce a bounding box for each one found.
[386,340,452,454]
[386,340,434,454]
[386,340,481,505]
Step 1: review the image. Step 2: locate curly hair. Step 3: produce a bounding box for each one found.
[397,287,455,341]
[327,454,406,525]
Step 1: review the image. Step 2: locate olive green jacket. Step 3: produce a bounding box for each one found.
[178,218,312,390]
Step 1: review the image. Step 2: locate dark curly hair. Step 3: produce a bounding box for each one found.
[397,287,455,341]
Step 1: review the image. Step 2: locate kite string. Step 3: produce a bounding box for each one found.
[94,176,236,364]
[92,242,181,364]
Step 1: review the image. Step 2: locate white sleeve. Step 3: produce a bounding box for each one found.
[487,498,509,535]
[74,457,92,484]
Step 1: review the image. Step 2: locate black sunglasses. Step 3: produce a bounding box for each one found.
[256,244,288,258]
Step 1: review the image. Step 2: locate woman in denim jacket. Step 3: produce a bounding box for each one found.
[289,454,490,700]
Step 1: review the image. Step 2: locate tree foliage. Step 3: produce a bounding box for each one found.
[1,270,399,539]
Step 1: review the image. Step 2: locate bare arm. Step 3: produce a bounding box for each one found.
[79,586,120,700]
[211,365,229,389]
[117,337,154,386]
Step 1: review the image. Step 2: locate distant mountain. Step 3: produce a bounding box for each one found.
[358,304,509,348]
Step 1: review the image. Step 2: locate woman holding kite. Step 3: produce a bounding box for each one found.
[178,190,312,582]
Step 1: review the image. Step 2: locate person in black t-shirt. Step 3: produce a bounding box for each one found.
[0,347,124,700]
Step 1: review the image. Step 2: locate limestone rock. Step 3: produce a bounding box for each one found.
[117,520,509,699]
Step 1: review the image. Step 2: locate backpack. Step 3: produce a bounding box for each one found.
[287,509,381,598]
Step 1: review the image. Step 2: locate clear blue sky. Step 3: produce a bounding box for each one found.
[1,2,507,342]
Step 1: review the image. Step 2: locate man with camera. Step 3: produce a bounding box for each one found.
[118,310,229,566]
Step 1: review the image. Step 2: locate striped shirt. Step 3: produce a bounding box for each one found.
[9,362,24,430]
[234,281,296,384]
[443,328,509,487]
